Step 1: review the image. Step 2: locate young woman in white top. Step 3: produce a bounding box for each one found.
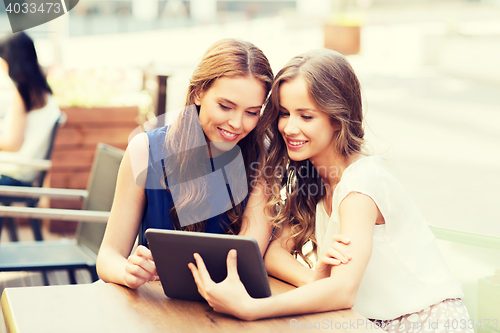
[189,49,474,332]
[0,32,60,185]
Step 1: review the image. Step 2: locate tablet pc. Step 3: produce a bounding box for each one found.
[145,229,271,302]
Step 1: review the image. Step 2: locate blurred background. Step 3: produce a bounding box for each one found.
[0,0,499,328]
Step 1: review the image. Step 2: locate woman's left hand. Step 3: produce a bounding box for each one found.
[188,249,259,320]
[313,234,351,282]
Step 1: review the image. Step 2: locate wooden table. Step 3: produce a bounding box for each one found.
[1,278,381,333]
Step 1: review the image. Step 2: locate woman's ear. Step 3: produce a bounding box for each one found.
[194,89,204,106]
[331,119,342,132]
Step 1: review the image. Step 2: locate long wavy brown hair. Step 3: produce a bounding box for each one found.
[162,38,273,234]
[257,49,364,266]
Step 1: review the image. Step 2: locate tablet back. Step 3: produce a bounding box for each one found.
[145,229,271,302]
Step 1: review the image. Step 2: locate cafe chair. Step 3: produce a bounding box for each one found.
[0,113,66,242]
[0,143,124,285]
[428,225,500,326]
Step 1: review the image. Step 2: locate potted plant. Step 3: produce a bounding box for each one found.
[323,0,365,55]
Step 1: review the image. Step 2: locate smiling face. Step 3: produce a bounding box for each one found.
[278,76,340,163]
[195,75,266,154]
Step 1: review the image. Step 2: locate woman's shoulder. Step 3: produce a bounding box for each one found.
[143,125,171,163]
[342,155,392,182]
[335,155,400,203]
[27,94,60,117]
[128,132,150,184]
[128,132,150,154]
[145,125,169,145]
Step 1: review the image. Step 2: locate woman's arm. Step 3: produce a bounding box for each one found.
[0,89,27,152]
[96,133,157,289]
[265,220,351,287]
[237,181,273,255]
[190,191,378,320]
[238,180,337,285]
[264,224,314,287]
[237,178,313,284]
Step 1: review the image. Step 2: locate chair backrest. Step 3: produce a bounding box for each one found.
[430,226,500,324]
[75,143,124,254]
[32,112,67,188]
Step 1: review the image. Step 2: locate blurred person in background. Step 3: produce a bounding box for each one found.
[0,32,61,186]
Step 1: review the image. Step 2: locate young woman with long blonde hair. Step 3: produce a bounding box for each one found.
[97,39,274,289]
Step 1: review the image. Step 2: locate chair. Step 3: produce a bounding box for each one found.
[429,225,500,326]
[0,113,66,242]
[0,143,124,285]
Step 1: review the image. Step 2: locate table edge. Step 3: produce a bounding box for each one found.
[1,289,18,333]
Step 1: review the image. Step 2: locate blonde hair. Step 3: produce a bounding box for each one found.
[163,38,273,233]
[257,49,364,266]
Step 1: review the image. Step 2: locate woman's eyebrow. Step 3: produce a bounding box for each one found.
[279,106,316,113]
[218,98,236,106]
[296,108,317,112]
[220,98,262,110]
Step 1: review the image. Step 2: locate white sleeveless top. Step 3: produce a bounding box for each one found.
[0,94,61,183]
[315,155,463,320]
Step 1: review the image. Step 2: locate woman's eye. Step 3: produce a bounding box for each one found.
[279,111,289,117]
[246,111,259,116]
[302,115,313,120]
[219,103,231,110]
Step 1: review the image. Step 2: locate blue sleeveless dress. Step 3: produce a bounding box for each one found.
[138,126,248,246]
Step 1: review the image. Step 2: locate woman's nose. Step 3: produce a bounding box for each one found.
[227,112,243,130]
[282,117,300,136]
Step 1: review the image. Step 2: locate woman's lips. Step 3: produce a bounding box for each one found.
[218,127,240,141]
[286,138,307,149]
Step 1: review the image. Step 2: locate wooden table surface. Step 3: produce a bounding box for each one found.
[1,278,381,333]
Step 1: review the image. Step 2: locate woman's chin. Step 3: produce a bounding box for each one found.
[287,151,308,162]
[209,141,236,155]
